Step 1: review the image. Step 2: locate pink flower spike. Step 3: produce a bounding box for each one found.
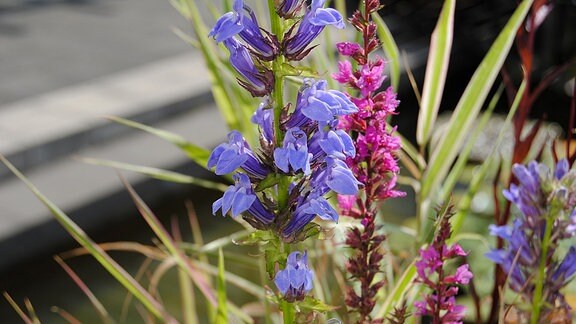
[337,194,356,214]
[336,42,362,56]
[332,60,355,85]
[446,244,467,258]
[445,264,473,285]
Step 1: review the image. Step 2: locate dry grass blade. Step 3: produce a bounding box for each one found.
[54,256,113,324]
[3,292,34,324]
[119,175,217,307]
[60,242,166,261]
[50,307,82,324]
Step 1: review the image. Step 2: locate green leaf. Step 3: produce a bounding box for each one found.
[107,116,212,169]
[255,173,282,192]
[419,0,534,207]
[0,156,175,322]
[438,84,504,201]
[376,261,416,318]
[372,13,401,91]
[450,81,527,235]
[416,0,455,146]
[215,248,228,323]
[77,156,229,192]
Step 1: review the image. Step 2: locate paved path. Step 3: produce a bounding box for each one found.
[0,0,198,105]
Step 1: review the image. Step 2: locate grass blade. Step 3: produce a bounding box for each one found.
[372,13,401,91]
[119,176,218,307]
[54,256,114,324]
[3,293,34,324]
[451,81,527,235]
[0,156,175,323]
[77,156,229,191]
[420,0,533,205]
[416,0,455,146]
[107,116,212,169]
[439,84,504,201]
[216,248,229,323]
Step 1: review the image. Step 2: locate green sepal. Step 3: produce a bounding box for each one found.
[233,230,277,245]
[296,296,339,313]
[255,173,282,192]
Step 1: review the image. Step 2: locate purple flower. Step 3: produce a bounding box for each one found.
[553,246,576,284]
[212,173,274,224]
[274,127,312,174]
[307,120,356,161]
[207,130,269,178]
[274,251,314,302]
[251,99,274,143]
[276,0,305,18]
[281,191,339,239]
[207,0,244,42]
[297,79,357,122]
[209,0,276,59]
[283,0,345,60]
[311,157,360,195]
[222,38,273,97]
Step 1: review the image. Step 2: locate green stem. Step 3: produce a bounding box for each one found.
[531,215,554,323]
[268,3,296,322]
[279,242,295,323]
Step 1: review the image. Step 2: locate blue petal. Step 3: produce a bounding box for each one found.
[304,97,335,121]
[310,8,344,28]
[231,188,256,217]
[274,148,290,173]
[214,149,248,175]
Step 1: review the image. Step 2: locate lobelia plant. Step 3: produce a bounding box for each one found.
[487,159,576,322]
[206,0,362,320]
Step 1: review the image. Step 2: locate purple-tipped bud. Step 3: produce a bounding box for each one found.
[283,0,345,61]
[276,0,305,18]
[212,173,274,224]
[274,251,314,302]
[274,127,312,174]
[222,38,273,97]
[207,130,269,178]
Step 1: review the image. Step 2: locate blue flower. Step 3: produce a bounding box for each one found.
[274,251,314,301]
[213,173,256,217]
[208,0,244,42]
[283,0,345,60]
[311,157,360,195]
[553,246,576,284]
[212,173,274,224]
[207,130,269,178]
[281,191,339,239]
[276,0,305,18]
[308,121,355,160]
[222,38,273,97]
[296,79,357,122]
[274,127,312,174]
[209,0,276,59]
[251,99,275,143]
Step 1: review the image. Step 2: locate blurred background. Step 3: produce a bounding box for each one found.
[0,0,573,322]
